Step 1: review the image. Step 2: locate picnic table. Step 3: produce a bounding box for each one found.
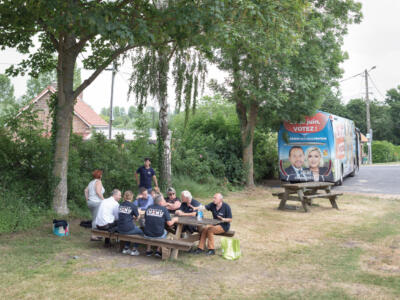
[273,182,342,212]
[92,215,235,260]
[170,216,220,259]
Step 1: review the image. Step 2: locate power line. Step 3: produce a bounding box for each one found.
[340,71,364,82]
[367,73,385,99]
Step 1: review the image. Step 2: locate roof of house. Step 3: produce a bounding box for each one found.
[22,84,108,127]
[74,98,108,127]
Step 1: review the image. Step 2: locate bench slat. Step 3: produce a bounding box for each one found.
[92,229,193,251]
[217,230,235,237]
[303,192,343,200]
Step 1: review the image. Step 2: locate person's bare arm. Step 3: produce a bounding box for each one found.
[135,173,140,186]
[169,201,181,211]
[217,216,232,223]
[95,180,104,200]
[84,187,89,201]
[152,175,158,188]
[188,203,201,211]
[175,210,196,217]
[166,217,178,227]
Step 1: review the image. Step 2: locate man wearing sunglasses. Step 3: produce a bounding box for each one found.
[164,187,181,214]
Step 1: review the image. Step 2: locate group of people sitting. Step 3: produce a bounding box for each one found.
[85,169,232,258]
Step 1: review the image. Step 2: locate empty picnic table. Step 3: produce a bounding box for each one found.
[273,182,342,212]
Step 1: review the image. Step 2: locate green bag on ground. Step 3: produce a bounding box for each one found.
[220,237,241,260]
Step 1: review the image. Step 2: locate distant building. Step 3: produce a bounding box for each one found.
[20,84,108,139]
[91,128,157,142]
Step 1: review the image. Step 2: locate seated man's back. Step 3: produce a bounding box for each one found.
[144,203,170,237]
[95,190,121,228]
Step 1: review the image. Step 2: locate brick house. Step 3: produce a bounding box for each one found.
[22,84,108,139]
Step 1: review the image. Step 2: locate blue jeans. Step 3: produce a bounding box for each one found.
[144,229,167,239]
[120,227,144,249]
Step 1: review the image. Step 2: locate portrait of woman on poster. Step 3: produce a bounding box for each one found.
[304,147,333,182]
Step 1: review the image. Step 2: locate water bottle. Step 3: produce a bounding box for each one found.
[197,205,203,221]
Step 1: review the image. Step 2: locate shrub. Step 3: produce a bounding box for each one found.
[171,99,244,185]
[0,107,157,223]
[253,131,278,180]
[371,140,400,163]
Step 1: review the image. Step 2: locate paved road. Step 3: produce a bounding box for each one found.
[334,164,400,195]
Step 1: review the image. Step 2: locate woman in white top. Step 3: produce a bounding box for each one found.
[84,169,105,240]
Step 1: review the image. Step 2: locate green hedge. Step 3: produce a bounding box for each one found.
[0,98,279,232]
[372,140,400,163]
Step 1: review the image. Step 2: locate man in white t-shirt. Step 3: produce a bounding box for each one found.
[95,189,121,229]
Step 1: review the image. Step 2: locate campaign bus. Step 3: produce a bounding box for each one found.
[278,111,361,185]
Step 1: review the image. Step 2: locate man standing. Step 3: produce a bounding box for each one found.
[194,193,232,255]
[175,190,201,234]
[135,158,158,193]
[144,194,178,257]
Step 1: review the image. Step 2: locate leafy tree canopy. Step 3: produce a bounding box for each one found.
[0,73,16,115]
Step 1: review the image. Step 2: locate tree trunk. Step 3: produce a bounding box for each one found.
[231,53,259,187]
[52,36,78,215]
[157,49,172,191]
[237,100,258,187]
[158,98,172,190]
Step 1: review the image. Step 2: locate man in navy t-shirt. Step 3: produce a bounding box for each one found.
[144,195,178,257]
[117,190,144,256]
[194,193,232,256]
[175,190,201,234]
[135,158,158,193]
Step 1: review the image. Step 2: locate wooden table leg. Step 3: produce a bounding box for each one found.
[170,223,183,260]
[278,189,289,210]
[297,189,308,212]
[329,196,339,209]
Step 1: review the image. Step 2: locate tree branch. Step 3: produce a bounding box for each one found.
[167,43,178,62]
[67,35,94,55]
[73,45,134,99]
[37,18,59,50]
[73,39,175,99]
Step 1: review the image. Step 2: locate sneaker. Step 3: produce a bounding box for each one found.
[122,248,131,255]
[206,249,215,256]
[188,247,197,253]
[146,250,153,257]
[154,251,162,258]
[130,249,140,256]
[194,248,204,255]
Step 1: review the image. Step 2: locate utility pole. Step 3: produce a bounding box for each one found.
[108,61,117,140]
[364,66,375,164]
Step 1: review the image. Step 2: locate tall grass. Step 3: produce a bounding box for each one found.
[172,175,240,201]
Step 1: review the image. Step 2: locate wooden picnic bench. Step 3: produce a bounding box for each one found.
[273,182,342,212]
[92,229,193,260]
[92,217,235,260]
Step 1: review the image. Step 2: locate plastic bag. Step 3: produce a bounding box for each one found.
[53,219,69,237]
[220,237,241,260]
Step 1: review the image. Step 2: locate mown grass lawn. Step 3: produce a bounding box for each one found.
[1,187,400,299]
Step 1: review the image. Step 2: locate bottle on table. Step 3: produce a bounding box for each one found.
[197,205,204,221]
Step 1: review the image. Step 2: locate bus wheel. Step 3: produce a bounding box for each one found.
[336,165,344,186]
[349,161,358,177]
